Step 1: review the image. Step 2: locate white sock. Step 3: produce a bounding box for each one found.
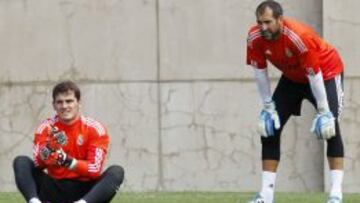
[29,197,41,203]
[330,170,343,199]
[74,199,87,203]
[260,171,276,203]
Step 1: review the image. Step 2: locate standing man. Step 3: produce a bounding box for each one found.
[13,81,124,203]
[246,1,344,203]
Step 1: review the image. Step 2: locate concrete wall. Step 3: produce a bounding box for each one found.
[323,0,360,193]
[0,0,358,193]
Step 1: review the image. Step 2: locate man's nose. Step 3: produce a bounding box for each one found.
[261,24,268,31]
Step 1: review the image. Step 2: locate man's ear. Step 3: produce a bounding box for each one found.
[278,15,283,23]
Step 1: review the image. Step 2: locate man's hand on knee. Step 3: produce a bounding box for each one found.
[257,101,281,137]
[311,111,336,140]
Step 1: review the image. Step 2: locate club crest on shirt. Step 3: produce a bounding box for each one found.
[77,134,84,146]
[285,47,293,57]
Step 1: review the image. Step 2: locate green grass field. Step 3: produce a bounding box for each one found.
[1,192,360,203]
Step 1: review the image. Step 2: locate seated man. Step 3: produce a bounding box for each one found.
[13,81,124,203]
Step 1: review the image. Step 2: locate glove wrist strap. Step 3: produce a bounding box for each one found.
[62,155,74,168]
[263,101,275,110]
[317,101,330,114]
[68,158,77,170]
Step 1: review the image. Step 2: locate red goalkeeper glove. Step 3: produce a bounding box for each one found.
[47,125,68,150]
[40,146,76,168]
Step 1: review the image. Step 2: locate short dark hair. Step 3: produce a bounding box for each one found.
[52,80,81,101]
[256,0,283,19]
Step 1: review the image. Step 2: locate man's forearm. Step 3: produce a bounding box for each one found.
[69,148,106,179]
[254,67,272,103]
[307,71,330,112]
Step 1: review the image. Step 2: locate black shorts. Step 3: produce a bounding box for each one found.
[273,73,344,118]
[34,170,98,203]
